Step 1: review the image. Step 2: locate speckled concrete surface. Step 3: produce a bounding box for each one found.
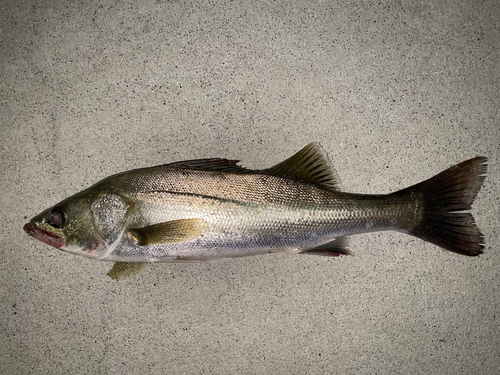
[1,1,499,374]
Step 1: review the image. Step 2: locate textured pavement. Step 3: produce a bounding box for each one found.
[1,1,499,374]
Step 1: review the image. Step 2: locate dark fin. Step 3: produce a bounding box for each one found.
[107,262,147,280]
[395,157,487,256]
[299,237,353,256]
[129,218,206,246]
[164,158,248,173]
[263,143,342,191]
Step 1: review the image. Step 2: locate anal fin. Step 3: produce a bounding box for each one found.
[299,237,353,257]
[107,262,147,280]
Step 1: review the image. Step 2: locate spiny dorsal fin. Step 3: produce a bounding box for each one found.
[263,143,342,191]
[107,262,147,280]
[129,218,207,246]
[164,158,248,173]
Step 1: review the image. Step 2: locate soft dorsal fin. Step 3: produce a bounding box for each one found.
[263,143,342,191]
[164,158,248,173]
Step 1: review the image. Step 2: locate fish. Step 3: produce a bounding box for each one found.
[24,143,487,280]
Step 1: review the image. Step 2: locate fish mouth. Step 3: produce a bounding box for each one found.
[23,222,66,250]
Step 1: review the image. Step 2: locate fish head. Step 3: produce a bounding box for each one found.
[24,191,107,258]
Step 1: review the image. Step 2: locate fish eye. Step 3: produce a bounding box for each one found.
[48,207,66,228]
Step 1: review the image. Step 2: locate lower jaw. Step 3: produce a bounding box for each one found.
[23,222,66,249]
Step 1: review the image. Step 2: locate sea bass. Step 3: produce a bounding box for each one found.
[24,143,487,279]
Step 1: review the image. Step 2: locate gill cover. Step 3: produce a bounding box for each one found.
[90,192,132,246]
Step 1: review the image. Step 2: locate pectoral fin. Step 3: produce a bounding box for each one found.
[129,218,207,246]
[107,262,147,280]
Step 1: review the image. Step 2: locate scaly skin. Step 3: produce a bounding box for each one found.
[25,166,422,262]
[24,143,486,270]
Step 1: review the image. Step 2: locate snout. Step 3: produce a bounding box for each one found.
[24,222,66,249]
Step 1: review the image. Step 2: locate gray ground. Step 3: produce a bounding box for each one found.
[1,1,499,374]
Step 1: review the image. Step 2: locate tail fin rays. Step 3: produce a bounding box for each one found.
[396,157,487,256]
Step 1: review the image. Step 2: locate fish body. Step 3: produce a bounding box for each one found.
[24,143,487,279]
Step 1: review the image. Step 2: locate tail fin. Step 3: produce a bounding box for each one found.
[397,157,487,256]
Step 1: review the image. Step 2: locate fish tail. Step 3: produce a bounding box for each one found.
[396,157,487,256]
